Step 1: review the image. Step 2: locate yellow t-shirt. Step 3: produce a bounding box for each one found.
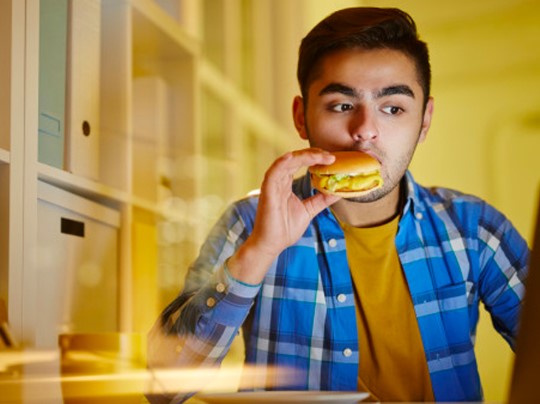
[338,214,434,402]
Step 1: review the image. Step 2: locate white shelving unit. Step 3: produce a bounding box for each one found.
[1,0,28,346]
[0,0,296,348]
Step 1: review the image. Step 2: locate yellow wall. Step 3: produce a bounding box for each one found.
[132,209,159,333]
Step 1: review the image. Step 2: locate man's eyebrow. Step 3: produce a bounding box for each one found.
[318,83,359,98]
[318,83,415,100]
[376,85,415,99]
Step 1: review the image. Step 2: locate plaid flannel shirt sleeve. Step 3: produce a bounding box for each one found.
[476,201,529,348]
[146,199,260,402]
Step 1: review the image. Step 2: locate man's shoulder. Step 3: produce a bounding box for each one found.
[228,192,260,220]
[412,179,507,227]
[418,183,485,206]
[405,171,482,206]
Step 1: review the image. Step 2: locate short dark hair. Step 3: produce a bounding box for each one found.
[297,7,431,105]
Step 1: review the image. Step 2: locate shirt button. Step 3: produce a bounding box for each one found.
[337,294,346,303]
[216,283,226,293]
[343,348,353,357]
[416,212,423,220]
[328,239,337,248]
[206,297,216,308]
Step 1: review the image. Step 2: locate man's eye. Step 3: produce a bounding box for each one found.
[331,103,354,112]
[382,106,403,115]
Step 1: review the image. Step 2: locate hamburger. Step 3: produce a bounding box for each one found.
[309,151,383,198]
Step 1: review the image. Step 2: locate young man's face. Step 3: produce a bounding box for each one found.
[293,48,434,203]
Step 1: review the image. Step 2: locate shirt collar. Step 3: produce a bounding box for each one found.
[402,171,426,218]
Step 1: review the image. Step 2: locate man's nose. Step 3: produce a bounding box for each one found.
[350,108,378,142]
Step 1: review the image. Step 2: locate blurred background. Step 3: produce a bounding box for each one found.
[1,0,539,401]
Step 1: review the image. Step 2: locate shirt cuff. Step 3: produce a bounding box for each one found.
[221,258,262,300]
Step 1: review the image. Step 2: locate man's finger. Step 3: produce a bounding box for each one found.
[303,193,341,219]
[265,149,335,183]
[289,148,335,171]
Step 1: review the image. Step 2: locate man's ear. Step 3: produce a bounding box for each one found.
[418,96,434,143]
[292,96,308,140]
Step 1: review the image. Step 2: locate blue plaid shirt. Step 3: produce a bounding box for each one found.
[152,171,529,402]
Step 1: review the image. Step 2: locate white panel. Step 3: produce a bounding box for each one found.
[37,180,120,227]
[65,0,101,180]
[0,0,11,151]
[132,76,169,202]
[36,192,119,348]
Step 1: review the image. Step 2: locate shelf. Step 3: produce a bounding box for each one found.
[37,163,187,222]
[37,163,129,209]
[132,0,198,55]
[3,0,302,347]
[0,147,9,165]
[132,0,199,78]
[199,61,291,150]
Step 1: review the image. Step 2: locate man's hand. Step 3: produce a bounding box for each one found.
[227,148,340,285]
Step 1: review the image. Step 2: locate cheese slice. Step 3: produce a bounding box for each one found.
[317,172,382,192]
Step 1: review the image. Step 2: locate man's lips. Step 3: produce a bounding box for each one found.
[349,148,382,165]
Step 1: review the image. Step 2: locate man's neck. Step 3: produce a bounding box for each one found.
[331,184,402,228]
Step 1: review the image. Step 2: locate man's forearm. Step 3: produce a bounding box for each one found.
[226,237,279,286]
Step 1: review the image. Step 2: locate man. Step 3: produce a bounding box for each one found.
[147,7,529,403]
